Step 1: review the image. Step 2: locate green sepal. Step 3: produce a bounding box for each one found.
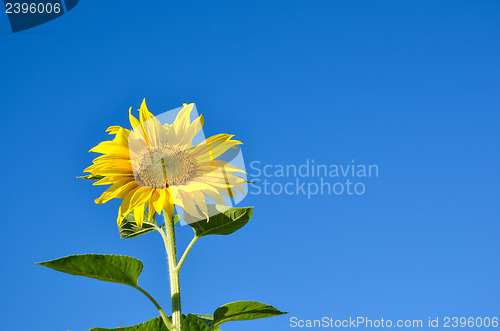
[35,254,143,287]
[118,211,180,239]
[186,205,253,238]
[78,174,105,180]
[119,210,158,239]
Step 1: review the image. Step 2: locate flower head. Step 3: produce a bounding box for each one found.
[85,100,246,227]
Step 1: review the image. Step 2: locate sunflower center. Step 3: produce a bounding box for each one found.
[134,145,198,188]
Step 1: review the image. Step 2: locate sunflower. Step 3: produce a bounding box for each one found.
[84,100,247,227]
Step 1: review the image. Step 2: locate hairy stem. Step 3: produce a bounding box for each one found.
[158,216,182,331]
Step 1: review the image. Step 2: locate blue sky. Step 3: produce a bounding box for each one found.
[0,1,499,330]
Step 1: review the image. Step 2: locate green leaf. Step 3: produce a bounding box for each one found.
[119,210,158,239]
[187,205,253,238]
[188,314,214,328]
[184,314,213,331]
[90,314,214,331]
[90,316,168,331]
[78,174,105,180]
[208,301,287,330]
[35,254,143,287]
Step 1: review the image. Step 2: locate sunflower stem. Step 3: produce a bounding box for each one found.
[159,215,182,331]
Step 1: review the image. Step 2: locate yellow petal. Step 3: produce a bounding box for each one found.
[205,133,235,143]
[95,180,137,204]
[152,188,173,214]
[86,161,133,173]
[190,190,208,217]
[129,187,152,209]
[178,113,204,146]
[117,187,140,225]
[178,190,203,220]
[106,126,123,135]
[139,98,165,147]
[148,196,156,221]
[163,200,175,222]
[112,128,130,147]
[197,160,246,175]
[90,141,130,157]
[138,99,155,146]
[174,103,194,137]
[139,98,155,124]
[117,187,151,225]
[93,174,135,186]
[129,107,140,130]
[134,204,145,228]
[193,139,242,163]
